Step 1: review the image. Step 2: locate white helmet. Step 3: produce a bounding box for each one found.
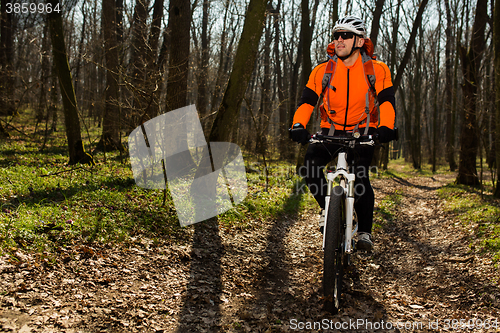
[333,16,367,38]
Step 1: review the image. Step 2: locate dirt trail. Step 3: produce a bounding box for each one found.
[1,174,500,332]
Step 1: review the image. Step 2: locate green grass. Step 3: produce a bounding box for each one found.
[2,111,500,266]
[373,188,403,229]
[0,112,312,255]
[217,162,316,229]
[375,157,454,179]
[437,184,500,261]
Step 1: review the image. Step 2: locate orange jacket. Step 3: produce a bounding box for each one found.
[293,42,396,131]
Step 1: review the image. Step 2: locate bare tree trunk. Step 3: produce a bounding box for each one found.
[295,0,313,173]
[370,0,385,48]
[97,0,124,152]
[444,0,457,171]
[196,0,210,117]
[166,0,192,112]
[47,0,94,165]
[330,0,339,41]
[73,1,87,98]
[209,0,233,126]
[208,0,269,143]
[0,0,15,116]
[128,0,150,131]
[144,0,164,121]
[456,0,487,186]
[411,28,424,169]
[493,0,500,197]
[273,0,288,158]
[49,62,59,132]
[393,0,429,92]
[36,24,51,127]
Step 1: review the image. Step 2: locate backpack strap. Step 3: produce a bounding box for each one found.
[317,49,380,135]
[314,55,338,122]
[360,49,380,135]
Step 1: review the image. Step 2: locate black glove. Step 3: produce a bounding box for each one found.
[376,126,395,143]
[289,123,310,145]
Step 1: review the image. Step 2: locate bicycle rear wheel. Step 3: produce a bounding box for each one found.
[323,185,346,313]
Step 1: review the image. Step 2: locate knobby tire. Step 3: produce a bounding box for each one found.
[323,185,345,313]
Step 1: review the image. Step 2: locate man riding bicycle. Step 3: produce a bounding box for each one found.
[290,16,396,252]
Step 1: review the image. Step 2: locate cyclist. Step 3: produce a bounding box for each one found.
[289,16,396,251]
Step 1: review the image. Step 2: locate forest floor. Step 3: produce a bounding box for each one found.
[1,171,500,332]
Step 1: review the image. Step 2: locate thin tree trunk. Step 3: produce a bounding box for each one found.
[412,28,424,169]
[209,0,232,126]
[197,0,210,117]
[164,0,195,170]
[273,0,287,158]
[73,1,86,97]
[456,0,487,186]
[444,0,457,171]
[0,0,15,116]
[166,0,192,111]
[97,0,124,152]
[295,0,312,173]
[493,0,500,196]
[36,24,51,127]
[393,0,429,92]
[128,0,150,131]
[208,0,269,143]
[144,0,164,121]
[370,0,385,48]
[49,62,59,132]
[432,18,441,173]
[47,0,94,165]
[330,0,339,41]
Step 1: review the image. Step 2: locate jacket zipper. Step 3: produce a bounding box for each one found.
[343,69,350,131]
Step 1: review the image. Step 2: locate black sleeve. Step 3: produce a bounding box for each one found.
[297,87,319,108]
[378,86,396,112]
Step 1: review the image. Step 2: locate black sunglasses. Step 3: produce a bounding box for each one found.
[333,31,358,40]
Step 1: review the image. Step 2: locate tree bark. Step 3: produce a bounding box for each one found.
[196,0,210,117]
[295,0,313,173]
[127,0,150,131]
[411,28,423,170]
[493,0,500,196]
[370,0,385,48]
[36,23,51,127]
[47,0,94,165]
[208,0,269,143]
[73,1,86,98]
[166,0,192,112]
[273,0,288,158]
[144,0,165,121]
[97,0,124,152]
[393,0,429,92]
[0,0,15,116]
[444,0,457,171]
[456,0,487,186]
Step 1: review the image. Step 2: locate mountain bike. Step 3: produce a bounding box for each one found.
[309,133,376,313]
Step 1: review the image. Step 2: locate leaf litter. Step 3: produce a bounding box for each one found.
[1,173,500,332]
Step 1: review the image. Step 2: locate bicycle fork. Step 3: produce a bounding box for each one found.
[322,152,356,254]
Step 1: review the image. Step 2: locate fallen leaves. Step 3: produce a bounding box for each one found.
[1,174,500,331]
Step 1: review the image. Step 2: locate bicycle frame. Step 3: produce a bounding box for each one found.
[310,132,377,313]
[322,151,356,254]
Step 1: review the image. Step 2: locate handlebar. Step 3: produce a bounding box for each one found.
[310,133,377,146]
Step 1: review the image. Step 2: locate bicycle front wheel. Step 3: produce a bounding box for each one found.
[323,185,346,313]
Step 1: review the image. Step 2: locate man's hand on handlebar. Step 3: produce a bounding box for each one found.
[289,123,310,145]
[376,126,396,143]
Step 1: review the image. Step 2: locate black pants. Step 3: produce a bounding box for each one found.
[301,128,375,233]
